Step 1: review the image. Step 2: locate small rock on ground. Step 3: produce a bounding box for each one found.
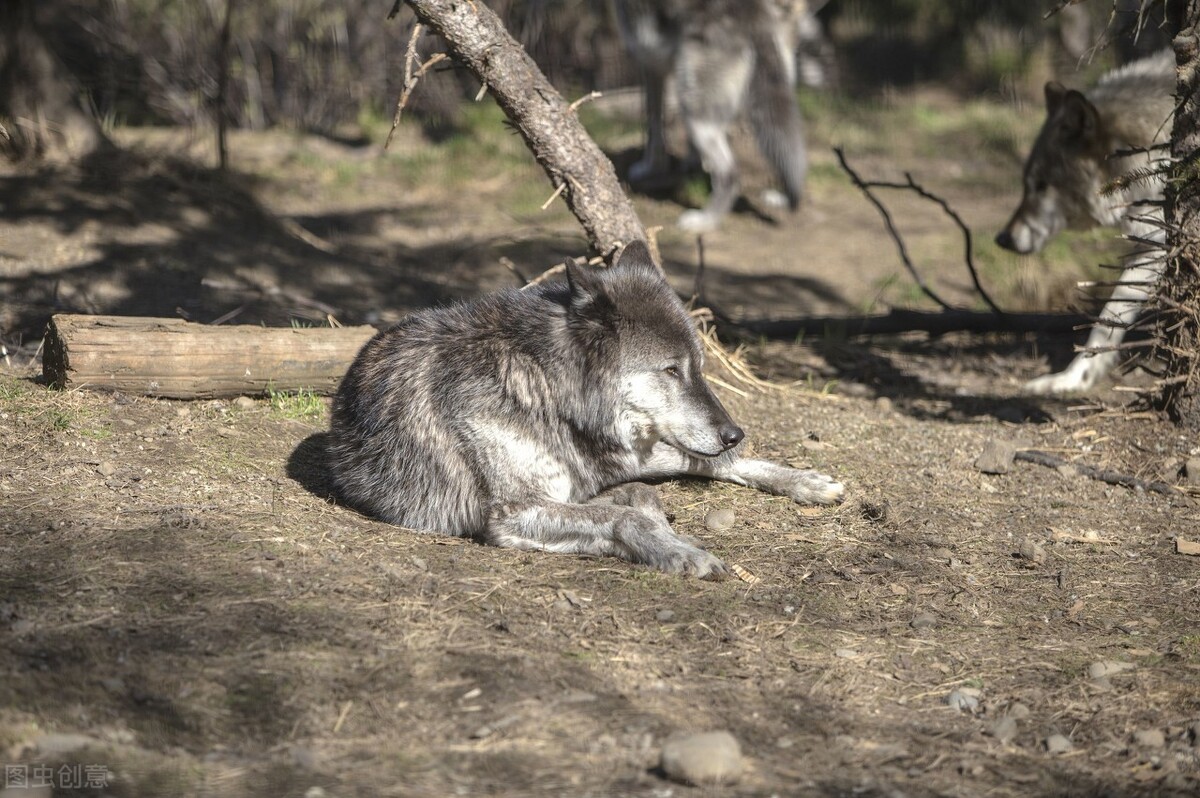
[1018,538,1047,564]
[1045,734,1073,754]
[946,690,980,713]
[660,730,742,786]
[704,508,736,532]
[656,609,676,623]
[975,439,1018,474]
[1088,660,1135,680]
[233,396,256,410]
[988,716,1017,743]
[1133,729,1165,748]
[910,612,938,630]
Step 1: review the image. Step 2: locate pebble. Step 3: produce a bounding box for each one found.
[910,613,938,630]
[834,648,858,659]
[1088,660,1135,680]
[946,690,980,713]
[656,609,676,623]
[33,733,100,756]
[704,508,736,532]
[974,439,1017,474]
[96,461,117,477]
[233,396,256,410]
[1018,538,1047,564]
[660,730,742,786]
[988,716,1017,743]
[1133,729,1165,748]
[1044,734,1073,754]
[1006,702,1030,721]
[1186,457,1200,486]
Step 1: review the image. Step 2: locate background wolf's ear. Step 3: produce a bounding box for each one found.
[1044,81,1067,114]
[1055,90,1100,143]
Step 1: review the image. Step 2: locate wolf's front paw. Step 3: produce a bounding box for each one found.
[615,513,728,579]
[656,545,730,580]
[785,469,845,505]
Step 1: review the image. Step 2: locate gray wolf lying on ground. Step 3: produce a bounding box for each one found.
[611,0,819,231]
[996,50,1174,394]
[328,241,843,578]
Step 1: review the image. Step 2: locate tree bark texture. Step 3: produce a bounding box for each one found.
[0,0,107,160]
[43,315,377,399]
[1156,4,1200,427]
[400,0,645,261]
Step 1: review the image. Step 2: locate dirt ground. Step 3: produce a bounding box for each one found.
[2,89,1199,797]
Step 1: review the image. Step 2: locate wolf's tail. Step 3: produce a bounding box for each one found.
[746,28,807,209]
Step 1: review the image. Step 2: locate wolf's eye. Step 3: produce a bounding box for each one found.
[663,366,680,378]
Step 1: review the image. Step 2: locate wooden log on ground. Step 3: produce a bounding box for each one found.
[43,314,377,399]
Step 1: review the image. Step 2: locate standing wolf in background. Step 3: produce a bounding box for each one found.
[612,0,819,231]
[996,50,1175,394]
[328,242,843,579]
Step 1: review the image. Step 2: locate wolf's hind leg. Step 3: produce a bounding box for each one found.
[485,501,729,579]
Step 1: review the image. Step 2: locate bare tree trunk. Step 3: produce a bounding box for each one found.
[0,0,108,161]
[1155,3,1200,428]
[398,0,645,260]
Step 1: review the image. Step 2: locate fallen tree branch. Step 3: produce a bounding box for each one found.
[713,307,1090,339]
[1015,449,1181,497]
[391,0,645,261]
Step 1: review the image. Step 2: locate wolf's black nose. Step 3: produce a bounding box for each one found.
[720,423,744,449]
[995,230,1014,252]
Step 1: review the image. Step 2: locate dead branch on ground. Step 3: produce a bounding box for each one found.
[1015,449,1181,497]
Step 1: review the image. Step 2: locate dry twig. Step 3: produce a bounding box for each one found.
[834,147,1003,314]
[385,24,449,150]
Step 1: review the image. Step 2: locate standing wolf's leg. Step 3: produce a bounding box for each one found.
[630,65,671,182]
[1025,253,1164,394]
[484,501,729,579]
[678,119,739,232]
[637,445,844,505]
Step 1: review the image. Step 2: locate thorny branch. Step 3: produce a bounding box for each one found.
[834,147,1004,315]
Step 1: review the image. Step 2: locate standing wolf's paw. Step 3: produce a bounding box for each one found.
[1023,366,1097,395]
[677,209,721,233]
[783,469,845,505]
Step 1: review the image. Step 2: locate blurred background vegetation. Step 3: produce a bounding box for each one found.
[27,0,1170,145]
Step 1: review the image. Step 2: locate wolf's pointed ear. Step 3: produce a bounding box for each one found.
[613,239,664,282]
[1044,81,1067,114]
[565,259,612,318]
[1056,89,1100,143]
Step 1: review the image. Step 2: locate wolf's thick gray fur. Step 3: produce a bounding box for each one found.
[612,0,813,231]
[328,241,843,578]
[997,50,1175,394]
